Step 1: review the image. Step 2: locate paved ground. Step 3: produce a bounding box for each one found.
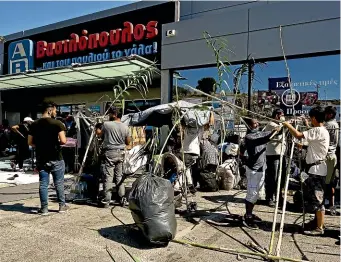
[0,180,339,262]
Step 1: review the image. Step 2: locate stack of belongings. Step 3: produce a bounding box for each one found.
[197,138,220,192]
[128,174,177,246]
[123,144,148,175]
[216,142,240,191]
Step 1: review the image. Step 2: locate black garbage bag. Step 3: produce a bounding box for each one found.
[128,174,177,246]
[198,170,219,192]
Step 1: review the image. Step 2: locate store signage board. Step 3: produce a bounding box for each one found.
[4,2,176,74]
[8,39,35,74]
[268,77,318,116]
[89,105,101,113]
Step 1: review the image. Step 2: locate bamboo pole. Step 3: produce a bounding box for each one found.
[276,126,298,257]
[77,127,96,177]
[299,149,306,230]
[268,131,286,254]
[172,239,309,262]
[174,78,189,208]
[185,85,283,124]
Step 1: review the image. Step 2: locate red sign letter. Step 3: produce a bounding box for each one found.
[36,41,47,59]
[146,21,158,39]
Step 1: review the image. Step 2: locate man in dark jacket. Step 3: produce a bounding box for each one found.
[11,117,34,171]
[242,118,280,229]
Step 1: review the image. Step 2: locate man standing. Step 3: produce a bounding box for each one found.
[242,118,280,229]
[264,109,287,207]
[12,117,34,171]
[96,108,131,207]
[283,106,330,236]
[324,106,339,216]
[28,102,68,215]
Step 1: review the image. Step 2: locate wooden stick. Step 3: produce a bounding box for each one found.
[276,126,298,256]
[77,127,95,177]
[268,130,286,254]
[172,239,308,262]
[299,150,306,230]
[185,85,283,124]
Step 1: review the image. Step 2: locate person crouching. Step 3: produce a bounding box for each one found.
[242,118,280,229]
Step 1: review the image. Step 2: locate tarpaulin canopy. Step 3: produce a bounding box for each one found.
[121,100,212,127]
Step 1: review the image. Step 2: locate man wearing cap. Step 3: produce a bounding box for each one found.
[12,117,34,171]
[264,109,287,207]
[242,118,281,229]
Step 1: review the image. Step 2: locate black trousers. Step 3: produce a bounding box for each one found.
[265,155,287,201]
[17,144,30,169]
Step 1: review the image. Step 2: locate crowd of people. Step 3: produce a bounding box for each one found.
[0,100,338,239]
[242,106,339,236]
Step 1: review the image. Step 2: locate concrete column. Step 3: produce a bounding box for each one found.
[0,91,2,124]
[0,41,4,76]
[159,69,173,151]
[0,41,4,123]
[160,69,173,104]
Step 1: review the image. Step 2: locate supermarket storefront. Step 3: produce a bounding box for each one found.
[0,1,177,124]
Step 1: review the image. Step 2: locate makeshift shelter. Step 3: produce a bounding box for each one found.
[121,101,213,128]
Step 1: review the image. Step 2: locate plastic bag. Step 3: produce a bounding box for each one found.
[198,170,219,192]
[217,159,239,190]
[123,145,148,175]
[128,174,177,245]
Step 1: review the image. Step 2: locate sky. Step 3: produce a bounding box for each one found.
[0,1,135,36]
[0,1,339,102]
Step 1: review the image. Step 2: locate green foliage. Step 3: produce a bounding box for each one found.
[196,77,217,94]
[172,85,189,99]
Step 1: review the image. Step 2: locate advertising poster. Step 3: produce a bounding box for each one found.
[268,77,318,116]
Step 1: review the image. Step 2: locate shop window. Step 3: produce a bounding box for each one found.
[252,54,340,119]
[104,99,161,115]
[174,64,248,131]
[174,64,248,102]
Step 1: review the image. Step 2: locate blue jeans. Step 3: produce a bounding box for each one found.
[38,160,66,208]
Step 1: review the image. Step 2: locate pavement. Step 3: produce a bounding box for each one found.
[0,179,340,262]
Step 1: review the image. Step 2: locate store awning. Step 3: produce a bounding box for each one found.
[0,55,159,90]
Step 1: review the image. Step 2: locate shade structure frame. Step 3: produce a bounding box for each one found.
[0,55,159,90]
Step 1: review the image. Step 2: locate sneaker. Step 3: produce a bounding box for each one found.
[267,199,275,208]
[188,185,197,195]
[304,219,316,230]
[252,214,263,222]
[120,197,128,207]
[304,227,324,236]
[103,203,110,208]
[243,215,259,230]
[37,207,49,216]
[58,205,70,213]
[330,206,337,216]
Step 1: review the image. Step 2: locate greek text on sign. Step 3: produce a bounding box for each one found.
[36,21,158,59]
[8,39,35,74]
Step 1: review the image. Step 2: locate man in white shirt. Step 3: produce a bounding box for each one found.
[264,109,287,207]
[283,106,330,236]
[324,106,339,215]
